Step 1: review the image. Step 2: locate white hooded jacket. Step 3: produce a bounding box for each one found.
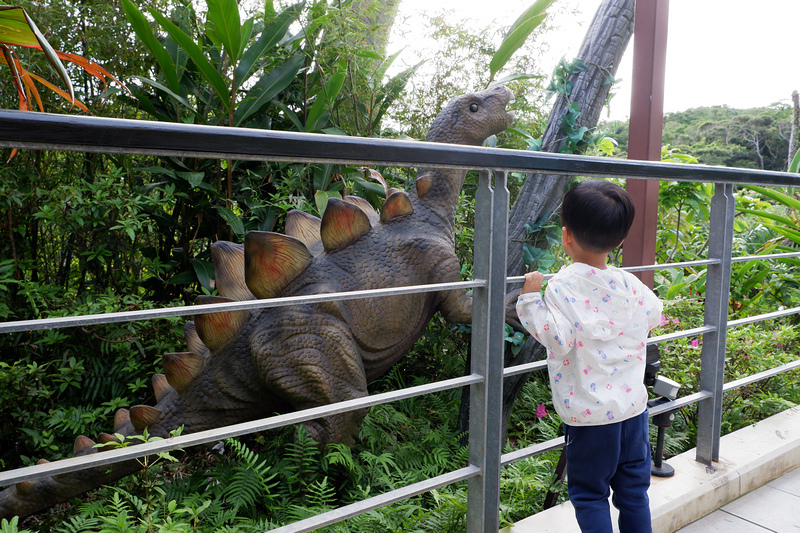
[516,262,663,426]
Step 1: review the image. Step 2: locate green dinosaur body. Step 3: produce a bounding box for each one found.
[0,86,514,519]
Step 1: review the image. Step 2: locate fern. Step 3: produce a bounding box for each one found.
[304,477,336,509]
[0,517,34,533]
[282,426,323,491]
[52,515,103,533]
[94,491,138,533]
[222,467,267,512]
[218,438,279,514]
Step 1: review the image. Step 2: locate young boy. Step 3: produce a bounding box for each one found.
[516,179,662,533]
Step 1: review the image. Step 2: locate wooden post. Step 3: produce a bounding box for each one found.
[623,0,669,287]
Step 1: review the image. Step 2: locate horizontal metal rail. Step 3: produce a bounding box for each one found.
[647,391,714,417]
[731,251,800,263]
[649,326,716,345]
[503,360,548,378]
[505,252,800,286]
[269,466,481,533]
[501,436,565,467]
[723,359,800,392]
[3,110,800,186]
[0,374,482,487]
[623,259,719,272]
[0,280,483,334]
[727,305,800,329]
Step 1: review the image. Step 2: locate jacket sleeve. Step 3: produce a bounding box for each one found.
[516,285,576,357]
[645,290,664,332]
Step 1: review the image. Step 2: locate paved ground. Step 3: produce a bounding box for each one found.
[675,466,800,532]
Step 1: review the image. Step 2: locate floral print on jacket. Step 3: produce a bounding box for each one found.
[516,263,663,426]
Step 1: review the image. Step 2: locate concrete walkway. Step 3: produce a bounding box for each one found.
[676,466,800,532]
[501,405,800,533]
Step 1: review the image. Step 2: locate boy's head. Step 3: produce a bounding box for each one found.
[560,180,635,254]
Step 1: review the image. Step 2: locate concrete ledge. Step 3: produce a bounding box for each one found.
[501,405,800,533]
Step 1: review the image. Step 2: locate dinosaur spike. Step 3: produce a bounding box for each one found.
[183,321,209,358]
[285,210,323,255]
[343,195,377,216]
[97,432,119,444]
[244,231,313,299]
[163,352,205,391]
[97,432,120,451]
[130,405,162,432]
[320,197,372,252]
[211,241,255,301]
[387,187,402,196]
[380,191,414,223]
[415,173,433,197]
[73,435,96,456]
[16,481,34,495]
[114,408,131,432]
[194,296,250,351]
[151,373,173,403]
[36,458,49,465]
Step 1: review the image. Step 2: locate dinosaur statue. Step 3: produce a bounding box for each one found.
[0,85,515,519]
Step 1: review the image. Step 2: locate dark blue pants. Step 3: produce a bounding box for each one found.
[564,411,652,533]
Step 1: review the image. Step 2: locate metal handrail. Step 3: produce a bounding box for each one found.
[0,373,484,487]
[0,280,484,334]
[2,110,800,186]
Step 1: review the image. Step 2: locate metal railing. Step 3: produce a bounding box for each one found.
[1,110,799,532]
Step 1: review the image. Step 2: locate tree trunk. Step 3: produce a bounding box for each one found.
[498,0,636,439]
[789,90,799,170]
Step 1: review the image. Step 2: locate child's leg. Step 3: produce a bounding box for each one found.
[610,411,652,533]
[563,423,617,533]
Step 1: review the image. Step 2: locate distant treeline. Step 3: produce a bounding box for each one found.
[602,104,793,171]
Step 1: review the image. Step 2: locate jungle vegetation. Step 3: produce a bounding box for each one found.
[0,0,798,531]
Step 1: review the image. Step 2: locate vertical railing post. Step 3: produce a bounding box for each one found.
[696,182,735,465]
[467,170,509,532]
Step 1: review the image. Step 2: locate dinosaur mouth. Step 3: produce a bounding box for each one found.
[506,109,516,125]
[502,87,516,125]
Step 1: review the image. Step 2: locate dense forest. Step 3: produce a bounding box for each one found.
[1,0,799,531]
[604,104,795,171]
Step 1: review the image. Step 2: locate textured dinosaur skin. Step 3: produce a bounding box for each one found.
[0,86,514,519]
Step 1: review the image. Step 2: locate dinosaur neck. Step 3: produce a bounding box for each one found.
[409,167,466,237]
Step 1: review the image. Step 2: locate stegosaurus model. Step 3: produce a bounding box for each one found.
[0,86,515,519]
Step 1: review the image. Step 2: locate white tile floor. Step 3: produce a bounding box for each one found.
[676,467,800,532]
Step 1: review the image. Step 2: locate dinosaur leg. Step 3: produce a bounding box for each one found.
[253,314,369,445]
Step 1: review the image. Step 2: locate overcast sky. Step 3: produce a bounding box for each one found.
[389,0,800,120]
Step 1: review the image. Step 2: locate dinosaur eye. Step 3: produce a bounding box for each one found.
[469,103,479,112]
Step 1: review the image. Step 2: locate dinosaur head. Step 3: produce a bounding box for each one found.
[425,85,515,146]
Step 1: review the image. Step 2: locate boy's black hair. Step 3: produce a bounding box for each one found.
[560,180,635,253]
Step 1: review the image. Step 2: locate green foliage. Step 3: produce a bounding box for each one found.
[525,57,616,154]
[653,300,799,455]
[487,0,557,87]
[389,7,550,149]
[0,296,181,469]
[605,105,793,171]
[0,516,34,533]
[120,0,304,127]
[521,215,562,272]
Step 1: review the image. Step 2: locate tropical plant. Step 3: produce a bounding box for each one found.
[485,0,557,89]
[0,2,124,164]
[0,3,73,108]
